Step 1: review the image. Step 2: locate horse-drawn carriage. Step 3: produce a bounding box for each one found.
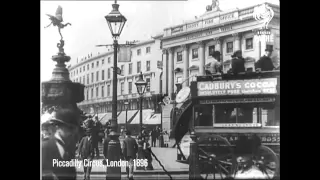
[173,71,280,179]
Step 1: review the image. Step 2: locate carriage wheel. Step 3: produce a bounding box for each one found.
[197,134,237,179]
[249,145,280,179]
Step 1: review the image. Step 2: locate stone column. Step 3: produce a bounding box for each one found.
[181,44,189,87]
[162,49,168,95]
[197,41,205,75]
[260,35,267,58]
[213,37,222,54]
[232,33,241,51]
[168,48,174,99]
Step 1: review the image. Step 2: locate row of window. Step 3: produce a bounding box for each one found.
[71,57,115,77]
[72,61,152,84]
[71,38,253,76]
[72,46,151,77]
[137,46,151,56]
[194,104,280,127]
[85,78,151,100]
[176,38,254,61]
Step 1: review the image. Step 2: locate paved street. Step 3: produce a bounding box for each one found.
[77,174,189,180]
[76,145,189,179]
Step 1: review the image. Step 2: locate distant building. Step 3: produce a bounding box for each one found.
[68,36,164,130]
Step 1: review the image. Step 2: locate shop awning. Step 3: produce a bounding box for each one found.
[130,109,154,124]
[117,110,139,124]
[144,113,161,125]
[98,113,111,125]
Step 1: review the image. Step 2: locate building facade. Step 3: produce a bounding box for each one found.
[161,2,280,99]
[159,2,280,133]
[69,36,164,128]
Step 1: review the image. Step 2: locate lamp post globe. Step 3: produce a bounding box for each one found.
[135,72,147,135]
[135,72,147,95]
[105,0,127,39]
[104,0,126,179]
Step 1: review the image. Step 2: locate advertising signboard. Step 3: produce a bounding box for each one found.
[197,78,277,96]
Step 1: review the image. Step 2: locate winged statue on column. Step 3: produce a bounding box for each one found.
[44,5,71,40]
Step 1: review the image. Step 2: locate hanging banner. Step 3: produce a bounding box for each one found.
[118,47,131,62]
[197,78,277,96]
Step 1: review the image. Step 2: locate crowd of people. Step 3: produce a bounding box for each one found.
[42,108,165,180]
[206,47,279,75]
[150,127,169,148]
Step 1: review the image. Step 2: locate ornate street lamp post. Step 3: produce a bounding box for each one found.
[135,72,147,135]
[104,0,127,179]
[124,101,129,131]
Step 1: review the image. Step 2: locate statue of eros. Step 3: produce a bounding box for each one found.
[44,5,71,40]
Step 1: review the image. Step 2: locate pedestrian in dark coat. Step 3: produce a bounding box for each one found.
[143,135,154,170]
[92,117,100,158]
[136,134,145,170]
[122,130,138,180]
[42,108,79,180]
[156,127,161,147]
[78,128,95,180]
[231,50,245,74]
[255,47,275,71]
[151,129,157,147]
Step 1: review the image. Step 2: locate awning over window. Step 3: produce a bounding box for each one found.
[188,65,199,70]
[117,110,140,124]
[130,109,154,124]
[144,113,161,125]
[98,113,111,125]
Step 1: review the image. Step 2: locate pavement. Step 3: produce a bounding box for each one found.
[76,144,189,176]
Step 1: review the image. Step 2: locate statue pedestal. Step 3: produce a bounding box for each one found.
[42,51,84,109]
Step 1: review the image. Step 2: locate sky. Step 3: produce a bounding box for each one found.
[41,0,279,82]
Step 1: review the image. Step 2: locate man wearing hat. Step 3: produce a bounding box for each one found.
[231,50,245,74]
[255,47,275,71]
[91,116,101,158]
[122,130,138,180]
[42,108,79,180]
[78,127,95,180]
